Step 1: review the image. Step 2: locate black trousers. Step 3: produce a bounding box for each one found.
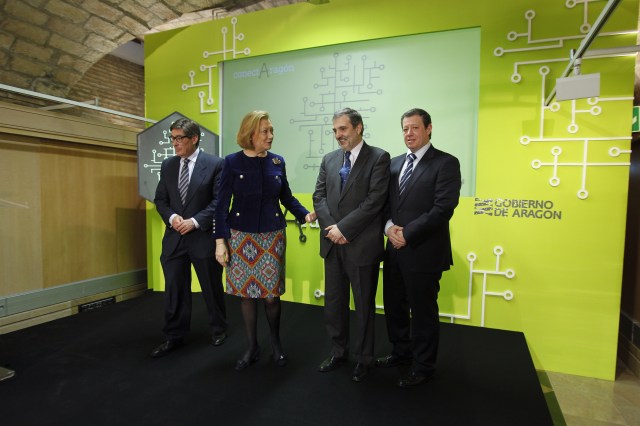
[383,250,442,375]
[160,239,226,340]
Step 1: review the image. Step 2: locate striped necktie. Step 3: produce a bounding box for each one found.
[178,158,190,205]
[399,153,416,195]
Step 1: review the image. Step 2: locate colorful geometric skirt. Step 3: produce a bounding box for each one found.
[225,228,286,298]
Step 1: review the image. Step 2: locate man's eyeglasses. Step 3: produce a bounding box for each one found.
[171,135,191,143]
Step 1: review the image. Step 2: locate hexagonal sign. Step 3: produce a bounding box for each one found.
[137,112,220,202]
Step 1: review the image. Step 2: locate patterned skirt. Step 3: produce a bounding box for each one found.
[225,228,286,298]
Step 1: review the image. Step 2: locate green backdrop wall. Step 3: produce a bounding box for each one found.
[144,0,639,380]
[220,28,480,195]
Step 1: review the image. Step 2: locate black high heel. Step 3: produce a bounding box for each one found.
[273,353,288,367]
[235,349,260,371]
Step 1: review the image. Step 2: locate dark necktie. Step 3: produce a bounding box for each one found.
[178,158,190,204]
[399,153,416,195]
[339,151,351,191]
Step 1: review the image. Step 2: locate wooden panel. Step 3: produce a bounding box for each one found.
[0,136,44,295]
[39,141,146,287]
[0,101,138,150]
[0,105,146,298]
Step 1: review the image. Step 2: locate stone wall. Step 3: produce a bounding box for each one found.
[0,0,302,101]
[0,0,304,130]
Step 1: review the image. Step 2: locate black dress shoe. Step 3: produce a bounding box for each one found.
[235,350,260,371]
[150,339,183,358]
[273,353,288,367]
[212,333,227,346]
[397,371,432,388]
[318,356,346,372]
[374,354,412,368]
[351,362,369,382]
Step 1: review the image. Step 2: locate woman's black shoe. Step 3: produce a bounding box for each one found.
[273,353,288,367]
[235,350,260,371]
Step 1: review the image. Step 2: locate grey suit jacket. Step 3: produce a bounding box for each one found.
[154,149,224,258]
[313,142,390,266]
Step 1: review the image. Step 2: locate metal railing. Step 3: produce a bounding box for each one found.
[0,83,156,124]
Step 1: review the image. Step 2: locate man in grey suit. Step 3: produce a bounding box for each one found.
[313,108,390,382]
[151,118,227,358]
[376,108,461,387]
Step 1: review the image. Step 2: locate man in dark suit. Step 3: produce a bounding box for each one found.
[151,118,227,357]
[375,108,461,387]
[313,108,390,382]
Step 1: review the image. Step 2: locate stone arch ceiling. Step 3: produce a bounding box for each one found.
[0,0,305,98]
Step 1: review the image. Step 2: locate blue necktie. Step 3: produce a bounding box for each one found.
[399,153,416,195]
[339,151,351,191]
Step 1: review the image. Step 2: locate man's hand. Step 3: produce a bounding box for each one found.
[387,225,406,249]
[325,224,349,245]
[174,217,196,235]
[171,215,183,229]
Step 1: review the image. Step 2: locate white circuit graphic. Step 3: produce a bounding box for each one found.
[494,1,634,199]
[182,17,250,114]
[290,52,385,171]
[437,246,516,327]
[143,130,176,180]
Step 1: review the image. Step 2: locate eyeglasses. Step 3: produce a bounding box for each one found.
[170,135,191,143]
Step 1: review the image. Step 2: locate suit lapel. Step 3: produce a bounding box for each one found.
[327,149,344,201]
[398,147,436,202]
[184,151,207,206]
[390,156,403,198]
[168,156,182,201]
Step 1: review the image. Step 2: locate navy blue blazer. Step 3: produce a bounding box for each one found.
[214,151,309,239]
[154,149,224,257]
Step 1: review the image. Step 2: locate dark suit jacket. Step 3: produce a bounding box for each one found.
[154,149,224,258]
[313,142,390,266]
[213,151,308,239]
[386,145,461,272]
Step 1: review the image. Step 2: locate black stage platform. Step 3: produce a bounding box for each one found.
[0,292,552,425]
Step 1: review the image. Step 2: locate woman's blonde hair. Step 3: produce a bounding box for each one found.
[237,110,270,150]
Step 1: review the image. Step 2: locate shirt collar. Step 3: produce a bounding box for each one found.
[186,148,200,163]
[347,140,364,163]
[407,142,430,162]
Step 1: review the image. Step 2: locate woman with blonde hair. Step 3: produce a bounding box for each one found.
[214,110,316,370]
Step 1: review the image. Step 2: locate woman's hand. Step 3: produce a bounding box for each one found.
[215,239,229,267]
[305,211,317,223]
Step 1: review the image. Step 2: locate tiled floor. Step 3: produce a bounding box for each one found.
[540,362,640,425]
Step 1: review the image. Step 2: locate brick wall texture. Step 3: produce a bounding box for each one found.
[67,54,145,130]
